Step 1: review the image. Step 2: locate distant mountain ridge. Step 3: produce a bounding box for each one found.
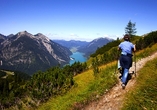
[78,37,114,57]
[0,31,72,75]
[53,40,89,49]
[54,37,114,57]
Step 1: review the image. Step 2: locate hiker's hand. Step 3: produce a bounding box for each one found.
[134,44,136,52]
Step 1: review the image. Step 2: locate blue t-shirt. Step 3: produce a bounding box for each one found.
[119,41,134,54]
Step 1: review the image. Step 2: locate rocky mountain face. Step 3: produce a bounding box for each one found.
[0,31,72,75]
[78,37,114,57]
[0,34,6,43]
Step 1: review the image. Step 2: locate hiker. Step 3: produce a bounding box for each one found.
[118,34,136,89]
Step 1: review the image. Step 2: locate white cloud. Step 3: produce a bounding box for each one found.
[45,33,58,37]
[103,34,109,37]
[69,33,80,39]
[70,33,78,37]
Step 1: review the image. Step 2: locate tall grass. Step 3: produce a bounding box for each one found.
[122,55,157,109]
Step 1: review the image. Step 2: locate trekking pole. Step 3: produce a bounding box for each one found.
[114,54,117,74]
[114,58,117,74]
[115,49,120,74]
[134,51,136,77]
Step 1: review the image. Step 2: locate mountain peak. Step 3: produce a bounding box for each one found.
[34,33,50,42]
[93,37,113,42]
[35,33,44,36]
[17,31,34,38]
[104,37,114,41]
[18,31,28,35]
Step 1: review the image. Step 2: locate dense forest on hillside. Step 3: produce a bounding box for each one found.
[0,31,157,109]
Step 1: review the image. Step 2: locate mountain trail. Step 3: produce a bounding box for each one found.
[83,52,157,110]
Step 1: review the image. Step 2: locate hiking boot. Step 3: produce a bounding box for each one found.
[119,75,122,79]
[121,83,125,89]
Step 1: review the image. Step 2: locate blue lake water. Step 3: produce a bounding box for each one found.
[69,52,87,65]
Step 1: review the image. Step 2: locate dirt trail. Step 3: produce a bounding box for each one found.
[83,52,157,110]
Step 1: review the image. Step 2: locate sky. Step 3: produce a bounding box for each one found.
[1,0,157,41]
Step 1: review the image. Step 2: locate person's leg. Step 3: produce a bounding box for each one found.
[119,67,124,79]
[121,68,129,88]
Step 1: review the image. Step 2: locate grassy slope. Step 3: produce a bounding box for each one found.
[122,54,157,109]
[39,69,95,110]
[38,62,118,110]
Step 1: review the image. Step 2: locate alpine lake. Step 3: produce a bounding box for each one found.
[69,47,87,65]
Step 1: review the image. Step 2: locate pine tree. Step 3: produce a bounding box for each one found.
[125,20,137,36]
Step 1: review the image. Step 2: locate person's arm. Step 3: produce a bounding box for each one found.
[118,46,121,51]
[118,44,121,51]
[133,44,136,52]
